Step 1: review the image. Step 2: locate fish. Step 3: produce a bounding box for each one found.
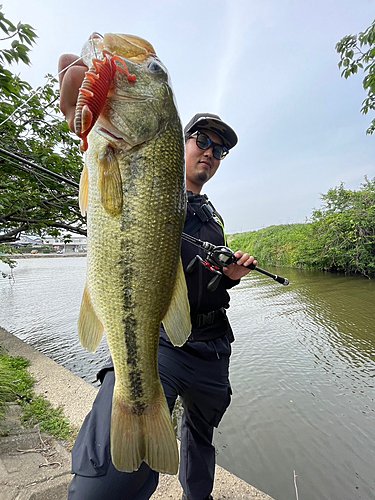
[76,33,191,475]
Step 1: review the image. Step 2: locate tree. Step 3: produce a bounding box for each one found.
[309,177,375,276]
[0,7,85,248]
[336,19,375,134]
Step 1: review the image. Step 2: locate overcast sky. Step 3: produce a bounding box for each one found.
[3,0,375,233]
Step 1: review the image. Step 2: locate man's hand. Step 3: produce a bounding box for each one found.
[58,54,88,131]
[223,251,258,281]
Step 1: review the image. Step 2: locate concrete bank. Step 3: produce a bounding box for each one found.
[0,327,274,499]
[2,253,87,259]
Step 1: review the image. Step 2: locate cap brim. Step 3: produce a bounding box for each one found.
[184,115,238,150]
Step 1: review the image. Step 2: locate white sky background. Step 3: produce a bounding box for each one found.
[2,0,375,233]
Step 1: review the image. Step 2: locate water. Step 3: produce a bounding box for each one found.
[0,256,108,382]
[1,257,374,500]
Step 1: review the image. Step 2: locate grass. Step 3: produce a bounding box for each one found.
[0,349,78,447]
[0,352,33,421]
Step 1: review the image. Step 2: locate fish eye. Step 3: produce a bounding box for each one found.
[148,61,164,74]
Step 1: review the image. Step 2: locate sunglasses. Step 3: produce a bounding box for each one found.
[188,131,228,160]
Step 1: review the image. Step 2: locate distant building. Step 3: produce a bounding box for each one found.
[43,235,87,253]
[15,235,43,247]
[5,233,87,253]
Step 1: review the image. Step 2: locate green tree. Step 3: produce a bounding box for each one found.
[0,7,85,247]
[336,19,375,134]
[229,179,375,277]
[307,178,375,276]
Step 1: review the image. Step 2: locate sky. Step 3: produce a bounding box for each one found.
[2,0,375,234]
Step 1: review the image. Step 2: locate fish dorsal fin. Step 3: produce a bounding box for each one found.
[79,163,89,216]
[162,257,191,347]
[78,283,104,353]
[98,145,123,216]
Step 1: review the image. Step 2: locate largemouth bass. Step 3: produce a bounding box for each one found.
[76,33,191,474]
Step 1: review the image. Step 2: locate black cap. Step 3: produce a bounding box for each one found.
[184,113,238,150]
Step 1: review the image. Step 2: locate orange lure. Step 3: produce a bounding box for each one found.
[74,52,136,151]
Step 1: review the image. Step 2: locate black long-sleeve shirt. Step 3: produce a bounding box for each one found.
[160,191,239,343]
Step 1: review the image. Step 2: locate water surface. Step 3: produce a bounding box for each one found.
[0,258,374,500]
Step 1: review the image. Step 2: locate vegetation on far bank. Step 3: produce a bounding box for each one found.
[229,177,375,278]
[0,349,77,446]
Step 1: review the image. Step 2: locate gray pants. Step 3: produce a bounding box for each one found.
[68,336,232,500]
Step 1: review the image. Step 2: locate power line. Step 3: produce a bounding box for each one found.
[0,146,79,188]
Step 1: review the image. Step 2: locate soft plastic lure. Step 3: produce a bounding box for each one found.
[74,52,136,151]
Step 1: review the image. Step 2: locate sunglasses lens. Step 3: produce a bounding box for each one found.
[213,146,227,160]
[196,133,211,150]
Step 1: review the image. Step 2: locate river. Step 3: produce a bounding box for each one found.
[0,256,374,500]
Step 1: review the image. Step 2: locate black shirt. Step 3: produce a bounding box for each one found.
[160,191,239,343]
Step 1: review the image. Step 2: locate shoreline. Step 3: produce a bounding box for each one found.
[0,327,274,499]
[1,252,87,259]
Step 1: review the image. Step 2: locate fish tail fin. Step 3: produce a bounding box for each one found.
[142,392,179,475]
[111,385,178,475]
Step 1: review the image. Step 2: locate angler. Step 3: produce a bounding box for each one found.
[59,42,257,500]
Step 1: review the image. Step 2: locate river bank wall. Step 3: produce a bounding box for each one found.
[0,327,273,499]
[1,253,87,259]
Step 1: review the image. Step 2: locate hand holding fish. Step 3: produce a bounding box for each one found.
[58,55,87,131]
[223,251,258,280]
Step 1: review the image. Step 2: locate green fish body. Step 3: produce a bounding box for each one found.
[77,33,191,475]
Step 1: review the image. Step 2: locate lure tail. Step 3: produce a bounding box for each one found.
[74,53,136,151]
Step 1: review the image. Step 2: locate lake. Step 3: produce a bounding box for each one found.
[0,256,374,500]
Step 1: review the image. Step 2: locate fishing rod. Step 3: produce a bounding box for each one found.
[182,232,290,291]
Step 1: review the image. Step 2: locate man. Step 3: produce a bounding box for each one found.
[59,55,257,500]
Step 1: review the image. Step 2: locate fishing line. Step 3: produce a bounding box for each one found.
[0,55,84,128]
[0,33,104,130]
[89,32,103,59]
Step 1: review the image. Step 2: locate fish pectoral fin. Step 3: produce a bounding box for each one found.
[78,283,104,353]
[111,386,178,474]
[79,163,89,216]
[98,145,123,216]
[162,257,191,347]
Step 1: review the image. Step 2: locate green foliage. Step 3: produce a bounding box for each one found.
[0,8,85,252]
[0,351,33,420]
[308,177,375,276]
[336,19,375,134]
[229,223,312,267]
[21,396,72,441]
[0,349,77,444]
[229,178,375,277]
[0,7,37,95]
